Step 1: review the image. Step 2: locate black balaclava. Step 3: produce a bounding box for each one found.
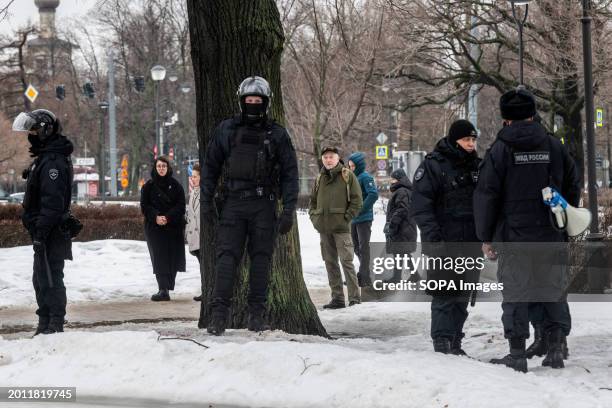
[240,96,268,124]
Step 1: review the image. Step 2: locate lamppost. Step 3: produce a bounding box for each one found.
[508,0,531,86]
[581,0,601,237]
[151,65,166,157]
[98,100,109,203]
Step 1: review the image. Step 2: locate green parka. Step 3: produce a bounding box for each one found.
[309,163,363,234]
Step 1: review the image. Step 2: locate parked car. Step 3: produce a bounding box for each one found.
[8,192,25,203]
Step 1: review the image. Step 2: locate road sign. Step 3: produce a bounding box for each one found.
[377,160,387,170]
[24,85,39,103]
[376,145,388,160]
[74,157,95,166]
[121,178,129,188]
[596,108,604,127]
[376,132,388,145]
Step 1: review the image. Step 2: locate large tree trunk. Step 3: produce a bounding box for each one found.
[187,0,327,336]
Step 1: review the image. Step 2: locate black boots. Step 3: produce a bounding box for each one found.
[193,295,202,302]
[34,316,50,336]
[207,310,228,336]
[450,336,467,356]
[433,337,451,354]
[247,309,271,332]
[151,289,170,302]
[542,329,565,369]
[323,299,346,309]
[526,324,548,359]
[207,307,272,335]
[42,316,64,334]
[490,338,528,373]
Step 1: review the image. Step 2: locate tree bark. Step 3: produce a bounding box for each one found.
[187,0,327,336]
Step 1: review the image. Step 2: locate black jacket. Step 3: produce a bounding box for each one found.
[410,137,481,296]
[474,121,581,243]
[386,176,417,254]
[140,168,186,275]
[22,134,74,240]
[410,137,481,243]
[202,116,299,213]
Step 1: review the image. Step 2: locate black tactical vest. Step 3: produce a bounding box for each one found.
[227,125,278,189]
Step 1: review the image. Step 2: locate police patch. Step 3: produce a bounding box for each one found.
[414,168,425,181]
[513,151,550,165]
[49,168,59,180]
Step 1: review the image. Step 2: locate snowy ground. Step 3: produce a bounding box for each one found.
[1,302,611,407]
[1,211,612,407]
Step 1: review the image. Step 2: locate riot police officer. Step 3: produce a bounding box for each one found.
[202,76,299,335]
[12,109,75,335]
[474,88,581,372]
[411,119,481,355]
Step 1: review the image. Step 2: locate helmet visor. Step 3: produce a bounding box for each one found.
[12,112,37,132]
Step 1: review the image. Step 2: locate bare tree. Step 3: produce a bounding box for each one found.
[385,0,612,180]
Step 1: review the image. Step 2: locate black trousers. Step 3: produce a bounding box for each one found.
[155,272,177,291]
[351,221,372,282]
[529,302,571,336]
[33,233,68,320]
[211,196,277,314]
[430,295,468,340]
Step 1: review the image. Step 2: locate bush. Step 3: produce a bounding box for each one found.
[0,204,145,248]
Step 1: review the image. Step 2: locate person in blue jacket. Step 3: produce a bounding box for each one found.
[348,152,379,287]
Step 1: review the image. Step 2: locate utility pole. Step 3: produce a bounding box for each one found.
[108,49,118,196]
[468,8,481,129]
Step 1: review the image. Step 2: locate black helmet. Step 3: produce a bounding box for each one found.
[12,109,61,140]
[237,76,272,121]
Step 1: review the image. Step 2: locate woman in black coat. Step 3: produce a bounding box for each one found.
[140,156,186,301]
[385,168,418,283]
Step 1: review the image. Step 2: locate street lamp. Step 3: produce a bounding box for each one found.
[168,71,179,82]
[151,65,166,156]
[581,0,600,237]
[98,100,109,203]
[180,83,191,94]
[508,0,532,86]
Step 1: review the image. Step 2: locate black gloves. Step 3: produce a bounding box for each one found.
[277,212,294,235]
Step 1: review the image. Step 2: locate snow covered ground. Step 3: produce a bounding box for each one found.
[1,211,612,407]
[1,302,611,407]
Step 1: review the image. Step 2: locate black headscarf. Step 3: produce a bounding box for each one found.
[151,156,173,187]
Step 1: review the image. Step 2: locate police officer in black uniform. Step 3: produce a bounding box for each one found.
[202,76,299,335]
[474,88,581,372]
[12,109,75,335]
[411,119,481,355]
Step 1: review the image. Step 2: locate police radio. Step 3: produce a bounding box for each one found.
[542,187,592,237]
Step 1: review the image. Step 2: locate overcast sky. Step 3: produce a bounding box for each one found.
[1,0,96,34]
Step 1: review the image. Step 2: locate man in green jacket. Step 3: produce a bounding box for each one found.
[309,146,363,309]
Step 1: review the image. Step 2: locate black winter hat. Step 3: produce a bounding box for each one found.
[500,88,537,120]
[390,168,407,180]
[448,119,477,144]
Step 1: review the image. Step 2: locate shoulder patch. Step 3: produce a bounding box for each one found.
[414,168,425,182]
[49,168,59,180]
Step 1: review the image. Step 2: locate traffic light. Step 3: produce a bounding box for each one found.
[55,85,65,100]
[134,76,145,92]
[83,82,95,99]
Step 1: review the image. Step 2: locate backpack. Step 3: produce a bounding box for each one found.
[313,167,352,203]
